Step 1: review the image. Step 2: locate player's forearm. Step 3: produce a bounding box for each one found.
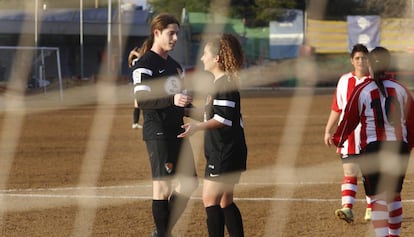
[325,110,340,133]
[137,95,174,110]
[197,118,225,131]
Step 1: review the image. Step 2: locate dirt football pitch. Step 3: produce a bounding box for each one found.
[0,81,413,237]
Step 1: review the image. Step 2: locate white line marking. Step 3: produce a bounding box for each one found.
[2,193,414,203]
[0,193,152,200]
[0,184,152,193]
[1,179,413,193]
[1,180,413,203]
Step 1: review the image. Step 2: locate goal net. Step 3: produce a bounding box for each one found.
[0,46,63,99]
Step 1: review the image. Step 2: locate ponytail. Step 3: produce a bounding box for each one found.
[373,71,387,97]
[139,36,154,55]
[369,47,391,97]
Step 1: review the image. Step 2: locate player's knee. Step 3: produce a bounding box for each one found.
[343,164,359,176]
[343,170,359,177]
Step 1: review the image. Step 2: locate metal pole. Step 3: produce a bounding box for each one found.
[56,49,63,100]
[118,0,122,76]
[304,0,308,44]
[80,0,84,79]
[35,0,39,46]
[41,48,46,94]
[107,0,112,76]
[34,0,39,87]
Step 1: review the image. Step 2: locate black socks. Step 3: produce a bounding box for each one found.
[133,107,140,124]
[206,205,225,237]
[223,203,244,237]
[152,192,190,237]
[152,200,169,237]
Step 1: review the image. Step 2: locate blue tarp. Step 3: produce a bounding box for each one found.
[269,9,304,60]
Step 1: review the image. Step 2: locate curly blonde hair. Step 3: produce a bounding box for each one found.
[207,33,244,81]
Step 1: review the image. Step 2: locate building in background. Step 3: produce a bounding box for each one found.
[0,6,150,81]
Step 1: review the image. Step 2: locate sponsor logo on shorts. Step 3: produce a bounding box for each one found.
[165,163,173,174]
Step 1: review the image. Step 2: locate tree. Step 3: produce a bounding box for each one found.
[147,0,301,26]
[309,0,411,20]
[250,0,301,26]
[1,0,410,25]
[148,0,210,20]
[364,0,409,18]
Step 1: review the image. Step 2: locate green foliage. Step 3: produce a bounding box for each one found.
[147,0,186,19]
[0,0,409,24]
[184,0,210,12]
[363,0,409,18]
[148,0,300,27]
[247,0,300,27]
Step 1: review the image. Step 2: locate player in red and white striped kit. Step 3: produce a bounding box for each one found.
[331,46,414,237]
[324,44,372,223]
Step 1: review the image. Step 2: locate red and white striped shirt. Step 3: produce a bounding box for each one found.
[333,77,414,150]
[331,72,369,155]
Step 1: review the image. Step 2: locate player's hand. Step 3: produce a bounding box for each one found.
[177,123,197,138]
[324,132,333,147]
[174,93,193,107]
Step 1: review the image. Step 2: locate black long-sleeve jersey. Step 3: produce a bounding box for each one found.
[204,75,247,172]
[131,50,185,140]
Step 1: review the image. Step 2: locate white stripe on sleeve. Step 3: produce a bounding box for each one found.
[213,99,235,108]
[134,85,151,94]
[213,114,232,126]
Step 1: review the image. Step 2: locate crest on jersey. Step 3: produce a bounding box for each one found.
[164,76,181,94]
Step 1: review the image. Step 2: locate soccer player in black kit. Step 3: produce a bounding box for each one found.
[178,33,247,237]
[131,13,198,237]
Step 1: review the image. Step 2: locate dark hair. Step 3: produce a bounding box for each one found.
[205,33,244,81]
[139,13,180,55]
[369,46,391,97]
[350,43,369,58]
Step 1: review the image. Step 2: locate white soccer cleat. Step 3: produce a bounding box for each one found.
[132,123,142,129]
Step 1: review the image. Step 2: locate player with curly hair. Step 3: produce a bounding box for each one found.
[178,33,247,237]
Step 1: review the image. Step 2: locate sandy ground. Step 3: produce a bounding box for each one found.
[0,81,413,236]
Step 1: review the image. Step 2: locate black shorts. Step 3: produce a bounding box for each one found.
[204,150,247,184]
[145,138,197,180]
[358,141,410,196]
[204,170,242,184]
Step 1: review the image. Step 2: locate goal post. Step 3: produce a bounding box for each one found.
[0,46,63,100]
